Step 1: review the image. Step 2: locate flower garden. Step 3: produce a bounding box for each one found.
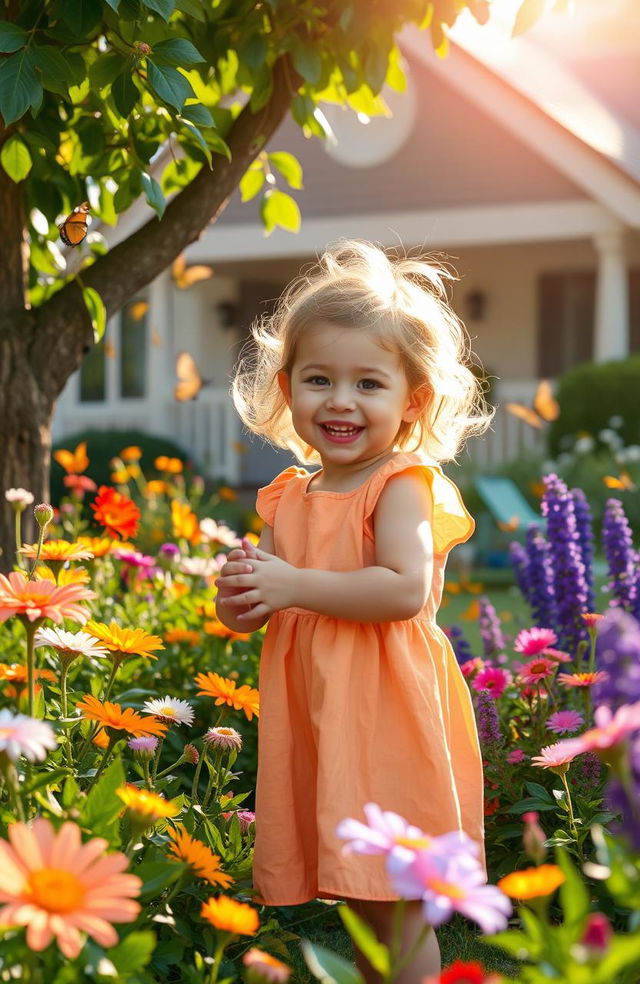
[2,442,640,983]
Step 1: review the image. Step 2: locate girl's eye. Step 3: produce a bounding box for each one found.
[304,375,329,386]
[360,379,381,390]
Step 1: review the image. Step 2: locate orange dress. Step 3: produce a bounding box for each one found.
[252,452,484,905]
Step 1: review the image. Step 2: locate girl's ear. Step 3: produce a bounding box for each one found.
[402,384,430,423]
[277,371,292,408]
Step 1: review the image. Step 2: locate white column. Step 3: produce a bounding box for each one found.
[147,270,172,435]
[593,227,629,362]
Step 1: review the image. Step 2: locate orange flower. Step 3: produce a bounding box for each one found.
[53,441,89,475]
[77,536,113,557]
[146,480,167,496]
[91,486,140,540]
[497,864,565,900]
[84,621,164,662]
[92,727,110,749]
[203,618,252,642]
[117,785,179,822]
[195,671,260,720]
[155,455,183,474]
[0,818,140,957]
[218,485,237,502]
[200,895,259,935]
[19,539,94,562]
[126,464,141,479]
[167,827,233,887]
[77,695,167,737]
[120,446,142,461]
[171,581,190,599]
[111,469,129,484]
[581,613,603,628]
[164,628,201,646]
[0,572,94,625]
[171,500,200,544]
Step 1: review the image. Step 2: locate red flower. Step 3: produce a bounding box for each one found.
[433,960,493,983]
[91,486,140,540]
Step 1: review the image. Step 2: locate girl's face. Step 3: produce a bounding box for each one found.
[279,322,424,474]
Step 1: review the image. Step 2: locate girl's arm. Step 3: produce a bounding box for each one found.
[214,525,275,633]
[218,473,434,623]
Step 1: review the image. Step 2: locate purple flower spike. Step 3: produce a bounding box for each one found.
[474,690,502,750]
[602,499,639,617]
[541,474,589,653]
[571,488,595,611]
[523,527,557,630]
[444,625,473,665]
[593,609,640,712]
[478,597,506,658]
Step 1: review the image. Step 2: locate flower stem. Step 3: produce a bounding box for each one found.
[14,510,23,568]
[59,661,74,769]
[387,899,406,972]
[152,736,165,780]
[101,661,120,702]
[86,734,119,792]
[207,937,230,984]
[191,751,205,803]
[156,753,186,781]
[389,923,432,982]
[560,770,580,848]
[24,621,38,718]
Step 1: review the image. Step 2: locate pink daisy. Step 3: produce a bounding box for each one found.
[506,749,527,764]
[546,710,584,735]
[531,743,579,770]
[472,667,511,698]
[460,658,484,678]
[519,657,556,685]
[558,671,609,688]
[554,702,640,759]
[514,627,558,656]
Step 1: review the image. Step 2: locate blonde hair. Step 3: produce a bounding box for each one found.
[232,239,494,463]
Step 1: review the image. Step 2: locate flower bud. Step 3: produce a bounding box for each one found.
[34,503,54,531]
[5,488,34,512]
[243,946,291,983]
[127,736,158,761]
[184,742,199,764]
[133,41,152,56]
[581,912,612,956]
[522,811,547,864]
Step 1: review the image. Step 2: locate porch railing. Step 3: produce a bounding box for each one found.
[465,379,546,469]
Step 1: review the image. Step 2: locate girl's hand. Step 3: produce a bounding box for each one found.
[215,540,297,621]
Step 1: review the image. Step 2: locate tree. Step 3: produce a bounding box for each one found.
[0,0,549,562]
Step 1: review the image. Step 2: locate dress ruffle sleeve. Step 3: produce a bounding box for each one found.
[363,454,475,556]
[256,466,308,526]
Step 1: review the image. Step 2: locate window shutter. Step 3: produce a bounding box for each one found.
[537,272,595,377]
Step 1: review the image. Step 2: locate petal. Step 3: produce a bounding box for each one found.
[25,910,53,952]
[8,822,47,871]
[49,822,82,869]
[0,841,29,891]
[68,911,119,945]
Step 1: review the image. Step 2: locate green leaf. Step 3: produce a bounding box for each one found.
[268,151,303,190]
[339,906,390,975]
[152,38,204,66]
[175,0,205,19]
[180,102,214,127]
[104,0,120,8]
[141,172,166,218]
[143,0,176,20]
[260,189,301,236]
[90,51,127,89]
[136,860,186,899]
[556,847,589,928]
[239,34,268,73]
[301,941,365,984]
[595,934,640,982]
[22,767,70,795]
[33,45,72,82]
[108,931,155,973]
[292,44,323,85]
[1,134,32,182]
[0,20,27,53]
[240,167,265,203]
[147,60,192,111]
[111,70,138,116]
[513,0,547,36]
[81,286,108,345]
[0,49,41,126]
[61,0,102,37]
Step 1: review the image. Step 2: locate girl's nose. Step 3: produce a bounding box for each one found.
[326,385,355,411]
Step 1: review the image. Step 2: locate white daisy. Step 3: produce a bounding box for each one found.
[199,519,241,548]
[0,709,57,762]
[34,627,109,661]
[5,488,34,509]
[143,696,194,726]
[203,727,243,752]
[179,556,220,578]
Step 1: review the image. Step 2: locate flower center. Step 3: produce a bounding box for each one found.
[26,867,85,912]
[394,835,433,850]
[160,706,176,717]
[426,877,466,899]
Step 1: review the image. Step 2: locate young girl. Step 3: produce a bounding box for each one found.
[215,240,493,982]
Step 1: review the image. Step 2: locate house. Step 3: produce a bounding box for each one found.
[53,0,640,486]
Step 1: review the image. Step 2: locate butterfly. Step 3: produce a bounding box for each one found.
[174,351,211,401]
[172,253,214,289]
[58,202,91,247]
[604,472,636,491]
[505,380,560,429]
[497,516,520,532]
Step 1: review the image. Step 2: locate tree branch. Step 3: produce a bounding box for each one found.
[34,55,301,393]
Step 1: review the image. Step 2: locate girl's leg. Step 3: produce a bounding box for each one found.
[348,899,440,984]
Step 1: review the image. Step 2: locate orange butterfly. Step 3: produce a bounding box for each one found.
[53,441,89,475]
[174,351,211,401]
[172,253,214,289]
[497,516,519,532]
[505,380,559,429]
[129,301,149,322]
[604,472,636,491]
[58,202,91,247]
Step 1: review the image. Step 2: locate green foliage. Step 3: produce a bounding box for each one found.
[547,357,640,456]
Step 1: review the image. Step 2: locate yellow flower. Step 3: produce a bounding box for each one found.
[171,500,200,544]
[497,864,565,900]
[117,785,179,822]
[120,446,142,462]
[77,537,113,558]
[19,540,94,562]
[145,480,167,496]
[167,827,233,887]
[111,469,129,484]
[200,895,259,935]
[84,621,164,662]
[155,456,183,474]
[126,464,141,479]
[36,565,91,586]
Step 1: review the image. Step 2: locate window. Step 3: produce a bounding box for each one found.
[537,272,595,377]
[79,334,106,402]
[120,298,148,398]
[78,295,148,402]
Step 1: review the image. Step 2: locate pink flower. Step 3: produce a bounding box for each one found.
[514,627,558,656]
[0,572,94,625]
[388,849,511,934]
[506,749,527,764]
[472,667,511,699]
[542,648,571,663]
[581,912,612,953]
[531,743,579,770]
[555,702,640,759]
[546,710,584,735]
[519,658,556,685]
[558,671,609,688]
[0,710,57,762]
[460,658,484,678]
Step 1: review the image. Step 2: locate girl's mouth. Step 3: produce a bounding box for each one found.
[319,423,364,444]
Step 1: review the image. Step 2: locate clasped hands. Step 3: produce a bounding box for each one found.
[215,538,298,621]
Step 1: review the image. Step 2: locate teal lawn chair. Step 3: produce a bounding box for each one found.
[473,475,542,567]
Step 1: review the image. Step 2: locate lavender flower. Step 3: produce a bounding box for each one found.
[478,597,506,658]
[571,488,595,612]
[445,625,473,665]
[593,609,640,712]
[523,527,557,630]
[606,731,640,851]
[602,499,639,616]
[541,474,589,653]
[474,690,501,751]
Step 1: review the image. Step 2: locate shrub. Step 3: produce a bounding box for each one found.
[547,357,640,456]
